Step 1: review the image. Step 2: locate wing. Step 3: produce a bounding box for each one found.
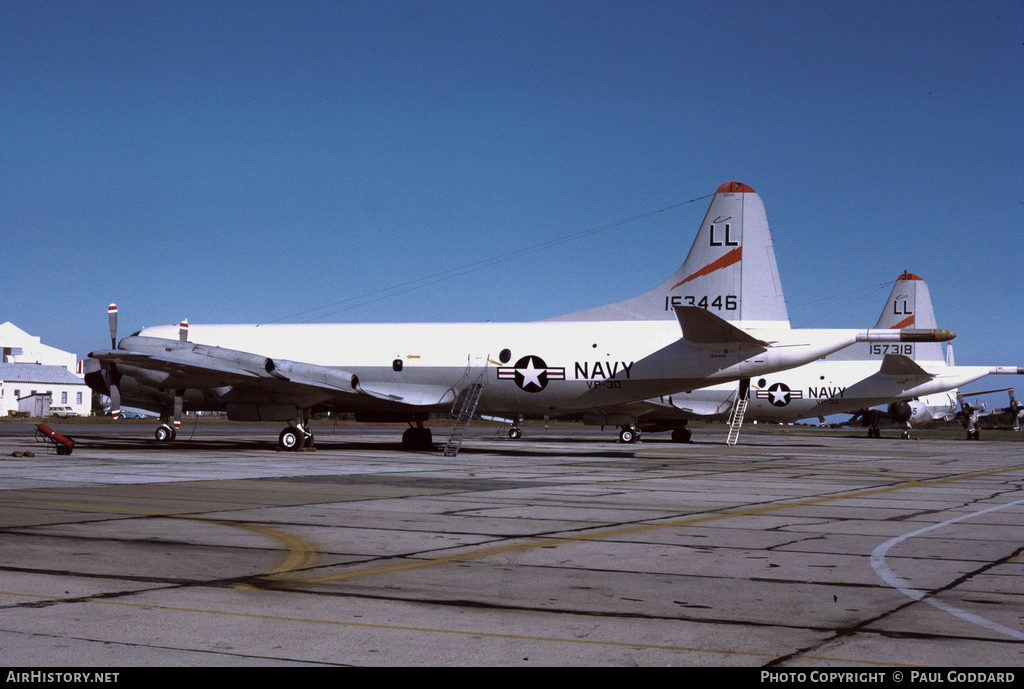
[89,335,454,411]
[91,335,357,393]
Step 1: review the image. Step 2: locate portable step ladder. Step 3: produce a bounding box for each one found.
[725,396,748,446]
[443,381,485,457]
[725,378,751,446]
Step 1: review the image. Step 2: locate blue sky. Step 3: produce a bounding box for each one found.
[2,1,1022,390]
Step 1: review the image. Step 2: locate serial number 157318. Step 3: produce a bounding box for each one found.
[870,344,914,355]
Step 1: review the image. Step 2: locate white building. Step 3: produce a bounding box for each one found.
[1,322,90,417]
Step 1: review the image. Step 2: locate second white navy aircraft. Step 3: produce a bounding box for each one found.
[603,271,1020,443]
[84,182,952,451]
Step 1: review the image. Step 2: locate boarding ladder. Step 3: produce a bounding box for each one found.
[443,381,485,457]
[725,381,751,446]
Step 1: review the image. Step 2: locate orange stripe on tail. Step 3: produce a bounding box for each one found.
[671,247,742,290]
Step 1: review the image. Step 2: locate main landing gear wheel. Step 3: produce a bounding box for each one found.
[671,428,691,443]
[279,425,312,451]
[618,426,640,444]
[155,424,176,442]
[508,427,522,440]
[867,427,881,438]
[966,429,980,440]
[402,426,433,451]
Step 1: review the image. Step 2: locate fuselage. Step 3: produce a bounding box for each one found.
[654,360,1001,422]
[125,320,877,417]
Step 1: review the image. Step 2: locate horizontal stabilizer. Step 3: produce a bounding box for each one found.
[673,306,767,345]
[879,354,935,377]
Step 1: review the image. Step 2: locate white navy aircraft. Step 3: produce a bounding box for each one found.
[83,182,952,451]
[611,271,1020,442]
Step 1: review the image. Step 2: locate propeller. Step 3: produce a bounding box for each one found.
[1007,388,1021,431]
[106,303,122,420]
[173,392,184,430]
[173,318,189,427]
[107,304,118,348]
[887,400,914,438]
[887,400,912,425]
[954,392,985,437]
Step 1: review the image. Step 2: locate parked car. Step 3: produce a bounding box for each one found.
[102,407,149,419]
[51,406,79,418]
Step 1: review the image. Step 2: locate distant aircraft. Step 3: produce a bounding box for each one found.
[592,271,1019,443]
[83,182,950,451]
[930,386,1023,439]
[848,346,1023,440]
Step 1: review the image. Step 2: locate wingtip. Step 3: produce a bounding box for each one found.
[716,181,756,194]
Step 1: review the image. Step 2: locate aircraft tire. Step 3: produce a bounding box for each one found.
[402,427,433,451]
[279,426,303,451]
[155,425,175,442]
[671,428,692,443]
[619,426,638,443]
[508,427,522,440]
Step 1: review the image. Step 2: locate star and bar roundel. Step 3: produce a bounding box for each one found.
[497,355,565,393]
[755,382,803,407]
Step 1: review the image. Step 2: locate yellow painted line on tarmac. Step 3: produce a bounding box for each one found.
[293,463,1024,585]
[0,497,318,586]
[0,589,919,666]
[4,465,1022,665]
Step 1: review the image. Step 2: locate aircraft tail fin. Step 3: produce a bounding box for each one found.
[548,182,790,325]
[872,271,944,362]
[828,271,946,362]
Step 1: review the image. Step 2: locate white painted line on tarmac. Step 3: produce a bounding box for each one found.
[870,497,1024,641]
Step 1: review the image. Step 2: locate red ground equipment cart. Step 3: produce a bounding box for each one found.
[34,424,74,455]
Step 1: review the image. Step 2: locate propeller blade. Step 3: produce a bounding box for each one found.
[107,304,118,348]
[109,368,122,420]
[960,387,1012,397]
[173,392,184,429]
